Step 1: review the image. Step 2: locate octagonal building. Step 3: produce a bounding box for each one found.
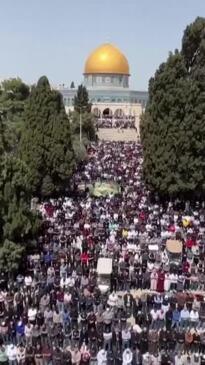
[58,43,148,135]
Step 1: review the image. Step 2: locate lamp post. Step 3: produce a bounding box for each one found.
[79,106,87,144]
[80,110,82,143]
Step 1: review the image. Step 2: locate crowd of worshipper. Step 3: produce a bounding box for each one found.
[1,141,205,364]
[95,116,136,129]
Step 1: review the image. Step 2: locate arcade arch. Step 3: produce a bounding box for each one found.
[102,108,113,117]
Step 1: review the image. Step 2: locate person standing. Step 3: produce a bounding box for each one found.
[157,269,165,293]
[34,344,43,365]
[6,344,17,365]
[0,342,8,365]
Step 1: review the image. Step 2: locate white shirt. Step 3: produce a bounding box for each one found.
[97,349,107,365]
[25,324,33,337]
[24,276,32,286]
[28,308,37,321]
[147,262,154,272]
[150,309,158,321]
[123,349,133,365]
[64,293,72,304]
[67,277,75,287]
[190,310,199,322]
[157,310,165,320]
[60,277,70,288]
[174,355,184,365]
[108,293,118,307]
[6,345,17,361]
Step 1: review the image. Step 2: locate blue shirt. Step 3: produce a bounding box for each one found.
[44,252,52,263]
[16,322,25,335]
[172,309,180,321]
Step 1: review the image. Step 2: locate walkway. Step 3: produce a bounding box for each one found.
[97,128,140,142]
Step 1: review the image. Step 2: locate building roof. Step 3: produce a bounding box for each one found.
[84,43,130,75]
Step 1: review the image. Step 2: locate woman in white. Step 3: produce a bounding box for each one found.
[150,270,158,291]
[172,273,178,290]
[97,349,107,365]
[122,348,133,365]
[169,273,178,291]
[108,292,118,307]
[28,306,37,323]
[164,272,171,292]
[190,309,199,328]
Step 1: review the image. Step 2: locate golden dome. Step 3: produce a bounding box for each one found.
[84,43,130,75]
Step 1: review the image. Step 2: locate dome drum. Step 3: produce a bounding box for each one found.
[84,73,129,89]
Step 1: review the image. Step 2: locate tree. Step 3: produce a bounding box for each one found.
[72,135,88,163]
[0,155,40,242]
[70,81,75,89]
[74,84,91,113]
[72,85,96,146]
[19,76,75,197]
[141,17,205,198]
[1,78,29,101]
[70,111,96,142]
[0,78,30,152]
[0,240,25,275]
[0,114,41,273]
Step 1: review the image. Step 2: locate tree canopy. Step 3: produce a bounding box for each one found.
[0,115,40,274]
[74,84,91,113]
[70,110,96,142]
[19,76,75,197]
[1,78,29,101]
[0,78,30,152]
[141,17,205,198]
[0,76,96,271]
[70,81,75,89]
[72,84,96,146]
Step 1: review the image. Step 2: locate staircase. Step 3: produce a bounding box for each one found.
[97,128,140,142]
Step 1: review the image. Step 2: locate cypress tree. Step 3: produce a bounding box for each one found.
[141,17,205,198]
[70,81,75,89]
[74,84,91,113]
[19,76,75,197]
[0,114,40,274]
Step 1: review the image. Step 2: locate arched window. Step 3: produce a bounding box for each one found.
[103,108,113,117]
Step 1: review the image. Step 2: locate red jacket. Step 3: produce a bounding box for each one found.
[186,239,195,249]
[81,253,89,263]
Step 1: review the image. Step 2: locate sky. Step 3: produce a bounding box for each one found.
[0,0,205,90]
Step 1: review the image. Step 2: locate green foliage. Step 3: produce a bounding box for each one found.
[0,85,41,272]
[74,84,91,113]
[182,17,205,74]
[19,76,75,197]
[0,125,40,272]
[0,78,30,152]
[0,240,25,274]
[0,155,40,242]
[70,111,96,142]
[1,77,29,101]
[72,135,88,163]
[41,175,55,197]
[141,17,205,198]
